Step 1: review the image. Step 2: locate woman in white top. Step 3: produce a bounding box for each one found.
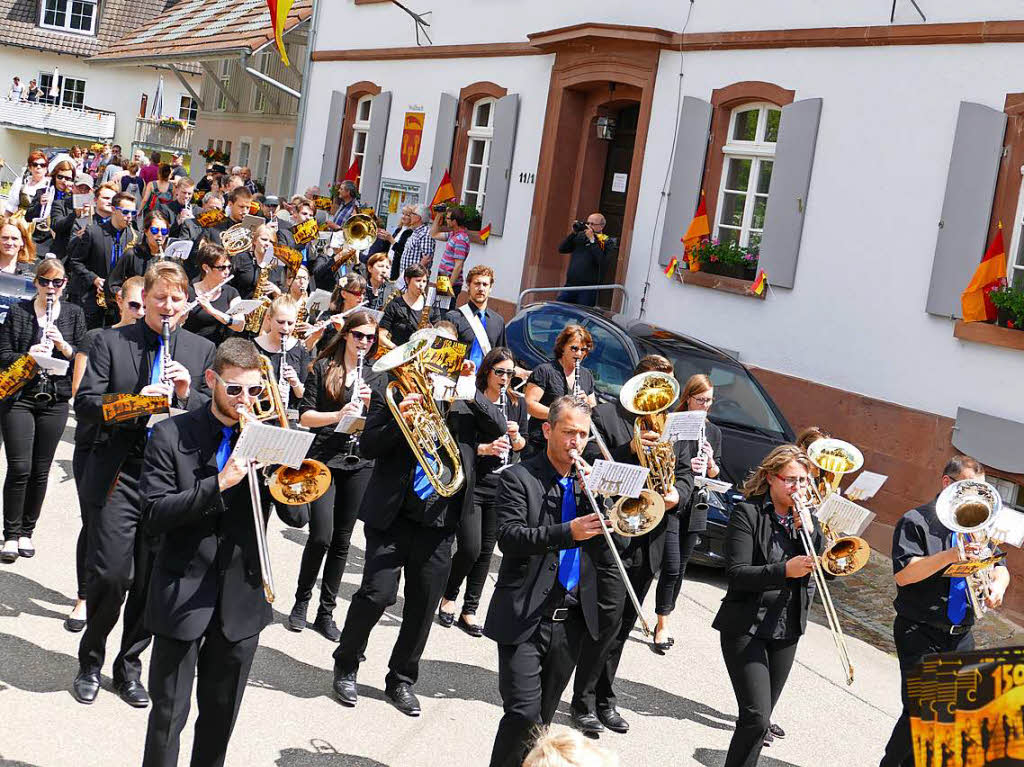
[4,150,50,215]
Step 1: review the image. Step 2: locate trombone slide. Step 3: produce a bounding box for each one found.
[247,462,275,604]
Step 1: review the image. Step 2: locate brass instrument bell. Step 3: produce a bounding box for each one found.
[340,214,378,252]
[221,223,254,256]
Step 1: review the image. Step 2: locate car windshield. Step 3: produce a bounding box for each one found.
[635,337,787,436]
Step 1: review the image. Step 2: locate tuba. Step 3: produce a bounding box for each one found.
[372,330,464,497]
[936,478,1002,618]
[806,438,871,577]
[221,223,254,256]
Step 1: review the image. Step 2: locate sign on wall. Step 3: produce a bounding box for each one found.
[401,111,425,171]
[377,178,426,232]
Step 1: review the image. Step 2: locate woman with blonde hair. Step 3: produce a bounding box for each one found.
[712,444,824,767]
[253,294,310,416]
[0,216,36,273]
[523,727,619,767]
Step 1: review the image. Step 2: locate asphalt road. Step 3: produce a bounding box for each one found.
[0,417,903,766]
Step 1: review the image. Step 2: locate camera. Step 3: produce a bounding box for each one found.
[572,220,587,234]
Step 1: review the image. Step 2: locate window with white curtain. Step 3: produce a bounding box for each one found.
[349,95,373,189]
[460,98,495,211]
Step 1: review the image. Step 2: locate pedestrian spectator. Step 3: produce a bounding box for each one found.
[139,151,160,185]
[400,204,434,283]
[25,79,40,102]
[223,174,244,198]
[557,213,608,307]
[327,180,359,230]
[0,216,35,273]
[140,163,173,212]
[3,150,50,215]
[119,162,144,208]
[430,206,471,310]
[8,76,24,101]
[367,204,414,281]
[100,157,124,186]
[241,166,258,194]
[69,145,85,174]
[303,185,321,200]
[88,143,111,177]
[168,151,187,180]
[131,148,148,169]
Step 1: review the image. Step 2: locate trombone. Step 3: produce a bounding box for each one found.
[806,438,871,577]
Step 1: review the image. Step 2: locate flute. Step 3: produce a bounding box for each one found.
[181,274,234,314]
[302,300,368,339]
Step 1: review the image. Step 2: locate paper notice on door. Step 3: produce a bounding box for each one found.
[611,173,628,193]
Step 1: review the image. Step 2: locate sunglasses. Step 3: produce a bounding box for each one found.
[211,264,231,271]
[36,277,66,288]
[126,300,143,311]
[30,161,47,168]
[116,208,136,217]
[492,367,515,377]
[56,174,74,182]
[349,330,375,342]
[212,372,265,398]
[344,290,363,298]
[149,226,169,236]
[569,345,591,354]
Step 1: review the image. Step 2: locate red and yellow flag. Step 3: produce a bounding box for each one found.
[751,269,767,296]
[266,0,295,66]
[664,257,678,278]
[961,225,1007,322]
[342,159,360,184]
[478,223,492,242]
[681,193,710,271]
[430,169,457,209]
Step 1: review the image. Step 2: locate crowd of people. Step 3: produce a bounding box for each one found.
[0,146,1012,767]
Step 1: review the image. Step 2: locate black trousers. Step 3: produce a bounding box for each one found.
[72,442,93,600]
[572,544,654,715]
[719,632,799,767]
[143,624,260,767]
[1,398,69,540]
[443,483,498,615]
[490,610,587,767]
[655,513,700,616]
[294,464,371,617]
[879,617,975,767]
[333,517,454,688]
[78,460,154,684]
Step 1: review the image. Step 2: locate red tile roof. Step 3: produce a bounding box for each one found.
[90,0,312,64]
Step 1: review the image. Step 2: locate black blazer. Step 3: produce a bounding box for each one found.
[26,188,76,257]
[357,383,506,533]
[711,494,825,638]
[0,298,85,402]
[483,453,604,645]
[442,305,507,351]
[232,251,286,301]
[68,220,137,308]
[140,406,273,642]
[75,322,216,510]
[107,240,159,297]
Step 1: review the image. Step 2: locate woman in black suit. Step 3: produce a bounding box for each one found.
[712,444,823,767]
[439,347,527,636]
[25,160,78,262]
[0,258,85,562]
[655,372,723,649]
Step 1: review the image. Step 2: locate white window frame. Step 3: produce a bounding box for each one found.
[39,0,97,36]
[279,145,295,198]
[460,97,496,211]
[178,95,198,125]
[38,71,86,109]
[256,142,272,187]
[1006,166,1024,289]
[349,94,373,187]
[215,61,230,112]
[238,140,252,169]
[712,102,781,250]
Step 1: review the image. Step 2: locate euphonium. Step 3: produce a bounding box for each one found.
[619,371,679,496]
[371,330,464,497]
[806,438,871,577]
[936,478,1002,618]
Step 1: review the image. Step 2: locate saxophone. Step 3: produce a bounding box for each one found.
[292,297,308,339]
[244,264,272,334]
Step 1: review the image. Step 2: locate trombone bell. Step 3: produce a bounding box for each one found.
[821,535,871,576]
[341,214,378,251]
[608,489,666,538]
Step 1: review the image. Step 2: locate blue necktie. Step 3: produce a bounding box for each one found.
[948,532,969,624]
[412,461,436,501]
[216,426,233,471]
[110,231,122,268]
[150,335,164,387]
[468,309,487,370]
[558,477,580,591]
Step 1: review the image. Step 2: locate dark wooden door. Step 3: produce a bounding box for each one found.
[597,104,638,306]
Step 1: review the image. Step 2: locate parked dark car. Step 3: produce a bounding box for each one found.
[506,302,796,566]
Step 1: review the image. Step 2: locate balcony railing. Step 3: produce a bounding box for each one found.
[133,117,195,153]
[0,98,115,141]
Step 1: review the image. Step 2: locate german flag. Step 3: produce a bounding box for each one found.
[479,223,492,243]
[664,257,678,278]
[751,269,767,296]
[342,159,360,184]
[682,193,710,270]
[430,169,457,208]
[961,225,1007,322]
[266,0,296,66]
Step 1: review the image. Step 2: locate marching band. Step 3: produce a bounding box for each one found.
[0,192,1014,767]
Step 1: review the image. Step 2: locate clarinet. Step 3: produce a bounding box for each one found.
[278,346,291,414]
[498,384,510,468]
[342,348,366,466]
[572,357,582,399]
[31,295,56,404]
[160,317,172,405]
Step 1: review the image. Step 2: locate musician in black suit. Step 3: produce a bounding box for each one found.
[155,176,197,239]
[712,444,824,767]
[138,338,274,767]
[193,186,250,253]
[72,261,216,708]
[332,337,506,716]
[68,192,138,329]
[485,395,611,767]
[232,223,284,303]
[570,355,694,737]
[24,160,77,262]
[443,264,507,370]
[107,210,170,297]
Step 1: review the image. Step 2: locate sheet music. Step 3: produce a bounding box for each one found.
[227,299,266,316]
[990,507,1024,547]
[844,470,888,501]
[814,493,876,537]
[364,308,383,323]
[329,231,346,250]
[695,476,732,493]
[660,410,707,442]
[307,289,332,317]
[586,460,649,499]
[163,240,193,261]
[72,193,91,209]
[242,214,266,231]
[234,422,314,468]
[334,413,365,434]
[28,353,68,375]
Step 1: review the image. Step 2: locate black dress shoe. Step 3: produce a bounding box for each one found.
[333,669,358,706]
[385,683,421,717]
[115,679,150,708]
[64,616,86,633]
[437,605,455,628]
[72,669,101,704]
[312,614,341,642]
[571,711,605,735]
[769,722,786,739]
[598,707,630,734]
[287,599,309,632]
[456,615,483,638]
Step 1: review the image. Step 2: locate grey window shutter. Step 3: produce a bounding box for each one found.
[926,102,1007,317]
[360,90,392,208]
[758,98,822,289]
[481,93,520,237]
[428,92,458,205]
[953,407,1024,473]
[319,90,346,190]
[659,96,712,267]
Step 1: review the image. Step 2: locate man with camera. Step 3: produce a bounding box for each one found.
[558,214,607,307]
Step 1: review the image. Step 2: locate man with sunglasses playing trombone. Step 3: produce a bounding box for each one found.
[68,191,137,329]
